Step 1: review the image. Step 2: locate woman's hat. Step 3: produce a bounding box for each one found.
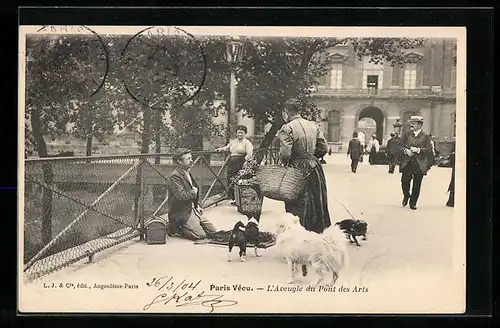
[409,115,424,123]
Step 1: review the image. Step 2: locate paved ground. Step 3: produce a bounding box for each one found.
[20,155,465,314]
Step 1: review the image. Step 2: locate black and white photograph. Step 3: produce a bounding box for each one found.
[18,25,466,314]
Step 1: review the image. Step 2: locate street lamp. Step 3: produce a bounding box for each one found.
[226,40,245,144]
[393,118,402,135]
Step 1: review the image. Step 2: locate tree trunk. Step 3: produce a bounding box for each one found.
[85,108,93,162]
[254,114,284,164]
[154,110,162,164]
[152,110,164,205]
[30,108,53,245]
[141,107,152,154]
[135,107,152,223]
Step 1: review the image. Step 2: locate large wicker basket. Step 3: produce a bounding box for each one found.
[255,165,310,202]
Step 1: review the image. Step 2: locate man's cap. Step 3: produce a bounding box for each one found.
[409,115,424,123]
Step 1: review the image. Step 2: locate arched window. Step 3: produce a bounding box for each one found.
[401,111,418,134]
[327,110,341,142]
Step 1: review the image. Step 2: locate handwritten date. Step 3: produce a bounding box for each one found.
[144,276,238,313]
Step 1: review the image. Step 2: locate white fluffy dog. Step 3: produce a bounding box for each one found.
[276,213,348,286]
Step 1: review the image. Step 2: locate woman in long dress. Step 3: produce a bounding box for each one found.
[216,125,254,204]
[277,99,331,234]
[277,99,332,277]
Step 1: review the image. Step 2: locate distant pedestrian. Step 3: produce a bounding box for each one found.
[367,134,380,165]
[347,132,363,173]
[386,132,399,174]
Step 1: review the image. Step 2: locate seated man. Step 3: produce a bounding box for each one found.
[166,148,217,243]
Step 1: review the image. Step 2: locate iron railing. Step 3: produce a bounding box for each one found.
[22,147,280,281]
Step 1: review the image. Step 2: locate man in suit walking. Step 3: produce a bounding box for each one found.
[386,132,400,174]
[166,148,218,242]
[347,132,363,173]
[397,116,432,210]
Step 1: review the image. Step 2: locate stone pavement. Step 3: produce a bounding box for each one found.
[20,155,464,314]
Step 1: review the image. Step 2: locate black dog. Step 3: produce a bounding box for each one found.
[335,219,368,247]
[228,218,261,262]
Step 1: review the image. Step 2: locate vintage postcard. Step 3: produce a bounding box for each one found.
[18,25,466,314]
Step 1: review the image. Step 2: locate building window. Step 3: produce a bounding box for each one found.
[330,63,343,89]
[451,112,456,138]
[366,75,379,95]
[403,63,417,90]
[327,110,341,142]
[392,65,401,86]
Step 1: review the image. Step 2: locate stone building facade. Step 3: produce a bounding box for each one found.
[312,38,457,152]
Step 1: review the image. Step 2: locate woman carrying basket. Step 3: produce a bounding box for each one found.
[277,99,332,278]
[278,98,332,233]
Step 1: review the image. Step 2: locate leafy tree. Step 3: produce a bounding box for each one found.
[25,32,108,244]
[117,30,211,153]
[25,33,109,157]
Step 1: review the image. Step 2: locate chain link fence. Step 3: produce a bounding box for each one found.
[23,148,280,282]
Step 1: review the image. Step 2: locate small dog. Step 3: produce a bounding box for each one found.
[228,217,261,262]
[335,219,368,247]
[276,213,348,286]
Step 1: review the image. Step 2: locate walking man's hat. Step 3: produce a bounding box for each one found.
[409,115,424,123]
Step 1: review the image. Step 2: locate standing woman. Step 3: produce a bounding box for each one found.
[367,134,380,165]
[278,98,331,278]
[216,125,254,204]
[278,98,331,233]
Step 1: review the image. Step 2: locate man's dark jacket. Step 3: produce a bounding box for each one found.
[386,137,399,156]
[347,138,363,160]
[166,168,200,225]
[397,130,433,175]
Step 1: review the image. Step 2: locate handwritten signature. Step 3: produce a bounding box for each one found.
[144,276,238,313]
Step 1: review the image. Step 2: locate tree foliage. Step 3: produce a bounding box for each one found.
[24,31,426,159]
[350,37,426,66]
[25,33,109,157]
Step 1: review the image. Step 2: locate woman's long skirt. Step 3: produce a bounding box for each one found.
[284,158,332,234]
[227,155,245,200]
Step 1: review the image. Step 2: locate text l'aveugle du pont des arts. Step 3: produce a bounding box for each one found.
[210,284,369,293]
